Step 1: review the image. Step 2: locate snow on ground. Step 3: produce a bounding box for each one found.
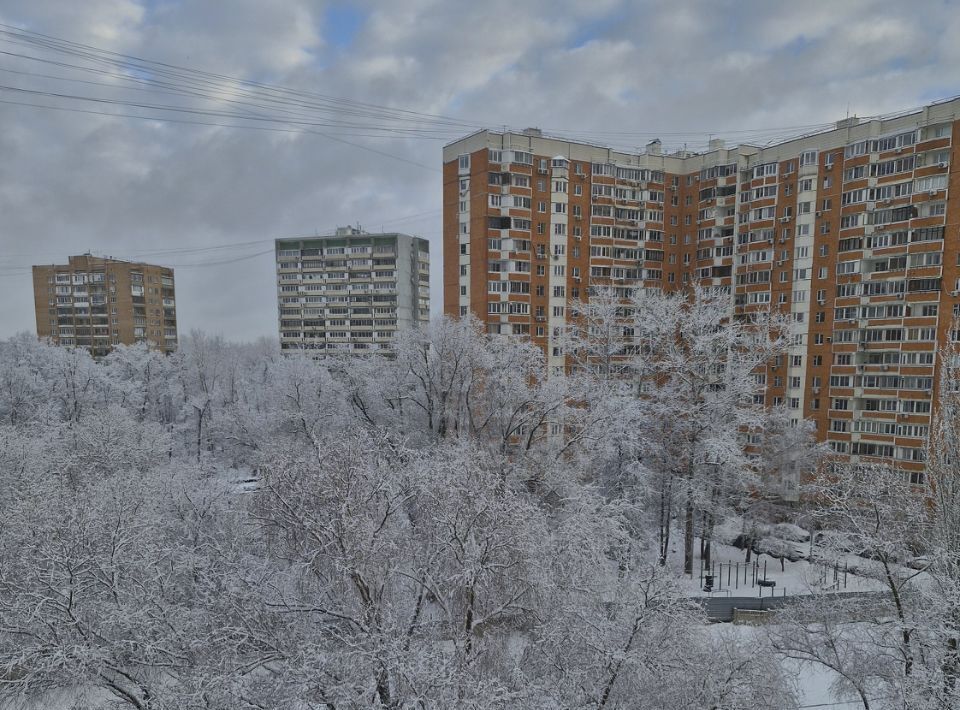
[714,623,876,709]
[657,512,930,599]
[664,535,887,598]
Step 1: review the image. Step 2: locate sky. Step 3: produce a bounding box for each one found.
[1,0,960,342]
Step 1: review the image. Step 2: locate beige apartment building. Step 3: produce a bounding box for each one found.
[32,254,177,357]
[444,96,960,482]
[276,227,430,354]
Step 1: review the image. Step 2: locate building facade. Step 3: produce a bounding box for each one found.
[32,254,177,356]
[443,97,960,480]
[275,227,430,354]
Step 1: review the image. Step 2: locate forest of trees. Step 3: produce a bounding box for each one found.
[1,286,960,709]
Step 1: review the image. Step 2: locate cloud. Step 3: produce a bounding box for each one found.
[1,0,958,342]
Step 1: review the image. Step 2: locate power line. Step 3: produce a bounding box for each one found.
[0,24,458,171]
[0,23,484,128]
[0,25,486,133]
[0,22,934,153]
[0,208,443,272]
[0,84,443,171]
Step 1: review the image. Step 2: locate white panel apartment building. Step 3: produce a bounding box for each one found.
[276,227,430,354]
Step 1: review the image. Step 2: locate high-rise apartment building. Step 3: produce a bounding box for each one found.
[32,254,177,356]
[275,227,430,354]
[444,97,960,480]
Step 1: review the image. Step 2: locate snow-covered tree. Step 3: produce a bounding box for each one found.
[562,284,793,573]
[0,324,825,708]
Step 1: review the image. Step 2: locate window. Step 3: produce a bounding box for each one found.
[752,163,778,178]
[458,154,470,171]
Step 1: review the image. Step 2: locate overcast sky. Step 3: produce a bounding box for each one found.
[1,0,959,342]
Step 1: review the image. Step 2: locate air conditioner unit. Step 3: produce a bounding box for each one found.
[780,217,791,223]
[818,299,826,305]
[881,364,890,371]
[815,211,822,217]
[896,147,903,154]
[952,291,960,297]
[899,413,908,419]
[813,387,820,394]
[938,162,948,169]
[777,260,785,266]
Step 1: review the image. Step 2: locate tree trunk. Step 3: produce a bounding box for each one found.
[658,477,672,565]
[944,636,959,694]
[703,511,715,570]
[699,511,706,561]
[195,405,205,463]
[684,490,694,576]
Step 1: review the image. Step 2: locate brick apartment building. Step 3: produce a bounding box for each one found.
[443,97,960,481]
[32,254,177,357]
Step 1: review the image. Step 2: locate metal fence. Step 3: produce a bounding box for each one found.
[697,591,890,622]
